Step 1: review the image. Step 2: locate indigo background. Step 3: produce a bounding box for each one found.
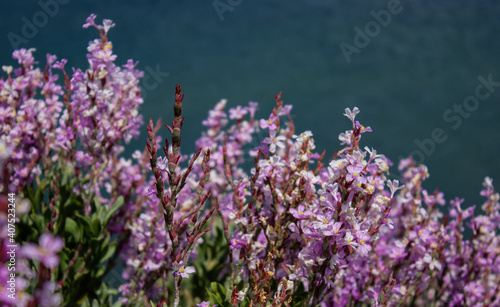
[1,0,500,209]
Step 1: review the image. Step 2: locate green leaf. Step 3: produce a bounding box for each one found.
[34,180,47,208]
[32,213,45,234]
[65,217,80,241]
[61,165,74,186]
[91,218,102,237]
[99,243,116,264]
[207,282,227,307]
[103,196,124,225]
[74,213,92,236]
[92,195,102,215]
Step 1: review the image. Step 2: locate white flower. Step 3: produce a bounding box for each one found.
[387,179,404,198]
[345,231,358,248]
[344,107,360,123]
[173,261,195,278]
[423,254,442,271]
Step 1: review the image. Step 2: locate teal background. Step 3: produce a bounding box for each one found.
[1,0,499,211]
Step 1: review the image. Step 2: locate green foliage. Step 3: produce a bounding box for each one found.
[18,164,125,306]
[206,282,228,307]
[191,221,230,293]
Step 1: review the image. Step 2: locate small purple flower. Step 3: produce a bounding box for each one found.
[344,107,360,124]
[279,104,293,116]
[464,281,484,300]
[387,179,404,198]
[423,254,442,271]
[102,19,115,34]
[344,231,358,248]
[34,281,62,307]
[229,235,248,250]
[346,164,366,184]
[356,232,371,255]
[172,261,195,278]
[263,130,286,154]
[259,114,278,131]
[355,121,372,133]
[323,222,343,236]
[52,59,67,70]
[313,214,333,230]
[82,14,98,29]
[247,101,258,118]
[388,245,407,260]
[290,204,312,220]
[381,214,395,229]
[197,302,218,307]
[21,233,63,269]
[229,106,248,120]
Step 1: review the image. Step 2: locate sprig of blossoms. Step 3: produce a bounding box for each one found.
[1,14,149,306]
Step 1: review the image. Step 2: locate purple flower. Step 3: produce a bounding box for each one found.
[172,261,195,278]
[344,231,358,248]
[263,130,286,154]
[102,19,115,34]
[355,121,372,133]
[344,107,360,124]
[356,232,372,255]
[382,216,394,229]
[346,164,366,185]
[313,213,333,230]
[82,14,98,28]
[34,281,62,307]
[229,106,248,120]
[323,222,343,237]
[247,101,258,118]
[279,104,293,116]
[259,114,278,131]
[21,233,63,269]
[464,281,484,300]
[197,302,218,307]
[423,254,442,271]
[229,235,248,250]
[387,179,404,198]
[290,204,312,220]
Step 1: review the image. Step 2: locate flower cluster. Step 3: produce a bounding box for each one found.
[197,99,403,305]
[122,89,499,306]
[1,14,149,306]
[2,13,499,307]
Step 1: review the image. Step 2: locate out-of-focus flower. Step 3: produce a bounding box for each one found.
[21,233,63,269]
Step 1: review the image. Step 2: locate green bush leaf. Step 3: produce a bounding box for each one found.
[103,196,124,225]
[207,282,227,307]
[65,217,80,241]
[91,218,102,237]
[99,243,116,264]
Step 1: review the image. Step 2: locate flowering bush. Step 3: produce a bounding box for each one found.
[1,14,499,307]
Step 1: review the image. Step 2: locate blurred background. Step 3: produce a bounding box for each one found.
[1,0,499,210]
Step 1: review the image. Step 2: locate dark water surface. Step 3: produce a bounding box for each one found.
[1,0,500,209]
